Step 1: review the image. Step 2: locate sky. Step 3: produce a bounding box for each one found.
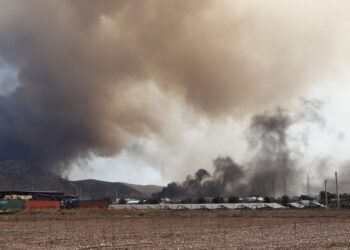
[0,1,350,192]
[65,83,350,188]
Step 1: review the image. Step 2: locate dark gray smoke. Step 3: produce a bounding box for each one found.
[160,169,211,198]
[202,157,245,197]
[158,103,324,198]
[247,108,295,196]
[158,157,245,198]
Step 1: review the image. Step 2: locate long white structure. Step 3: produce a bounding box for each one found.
[109,203,286,210]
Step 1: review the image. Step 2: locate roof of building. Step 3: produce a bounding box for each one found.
[0,190,64,195]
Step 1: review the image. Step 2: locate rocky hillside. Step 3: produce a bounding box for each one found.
[0,161,162,199]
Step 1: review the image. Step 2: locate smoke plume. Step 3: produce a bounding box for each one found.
[247,108,296,196]
[158,103,324,198]
[0,1,349,172]
[158,157,245,198]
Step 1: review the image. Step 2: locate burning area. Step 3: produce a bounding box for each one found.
[157,102,324,199]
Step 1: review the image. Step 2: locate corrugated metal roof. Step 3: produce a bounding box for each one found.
[0,190,64,195]
[109,203,287,210]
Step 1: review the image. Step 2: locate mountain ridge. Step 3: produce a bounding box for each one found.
[0,160,163,199]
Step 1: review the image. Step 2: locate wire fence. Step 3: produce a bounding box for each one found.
[0,212,350,249]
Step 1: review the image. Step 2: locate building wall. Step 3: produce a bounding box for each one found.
[25,200,60,209]
[0,200,25,210]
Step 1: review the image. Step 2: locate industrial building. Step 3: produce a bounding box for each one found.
[0,190,108,211]
[109,203,286,210]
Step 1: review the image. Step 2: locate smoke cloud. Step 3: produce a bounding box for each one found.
[248,108,295,196]
[158,102,324,198]
[0,1,349,172]
[158,157,245,198]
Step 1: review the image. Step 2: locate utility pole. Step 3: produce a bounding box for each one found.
[335,172,340,208]
[307,174,310,197]
[324,180,328,208]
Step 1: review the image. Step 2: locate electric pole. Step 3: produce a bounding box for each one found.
[335,172,340,208]
[324,180,328,208]
[307,174,310,197]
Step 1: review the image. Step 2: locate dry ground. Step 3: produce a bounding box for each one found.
[1,209,350,249]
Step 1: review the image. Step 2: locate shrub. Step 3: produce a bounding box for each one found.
[181,198,192,204]
[195,197,207,204]
[281,195,290,207]
[228,196,239,203]
[118,198,127,204]
[264,196,272,203]
[211,196,225,203]
[145,198,159,204]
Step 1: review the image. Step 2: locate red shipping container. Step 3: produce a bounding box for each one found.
[79,200,108,208]
[25,200,60,209]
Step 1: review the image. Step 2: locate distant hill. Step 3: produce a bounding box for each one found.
[122,183,163,197]
[0,160,162,199]
[72,179,144,200]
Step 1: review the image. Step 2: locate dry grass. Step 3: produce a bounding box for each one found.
[1,209,350,249]
[11,207,350,218]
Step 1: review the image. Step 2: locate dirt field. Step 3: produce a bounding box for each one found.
[1,209,350,249]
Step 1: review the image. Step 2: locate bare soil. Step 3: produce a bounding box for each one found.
[1,209,350,249]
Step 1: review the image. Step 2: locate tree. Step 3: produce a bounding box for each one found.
[181,198,192,204]
[228,196,239,203]
[145,198,159,204]
[264,196,272,203]
[211,196,225,203]
[118,198,127,204]
[319,191,336,205]
[300,195,312,200]
[281,195,290,207]
[195,197,207,204]
[340,193,350,203]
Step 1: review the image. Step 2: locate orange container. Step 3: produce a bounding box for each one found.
[25,200,60,209]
